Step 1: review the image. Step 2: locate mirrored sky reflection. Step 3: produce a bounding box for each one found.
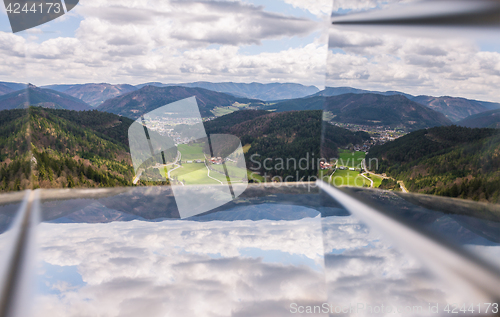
[1,186,489,317]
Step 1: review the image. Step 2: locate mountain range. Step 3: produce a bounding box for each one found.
[312,86,414,99]
[266,93,452,131]
[97,85,264,119]
[411,96,500,122]
[457,109,500,129]
[1,80,499,129]
[0,82,26,95]
[42,83,137,107]
[135,81,319,101]
[0,85,91,111]
[324,94,452,129]
[0,84,14,95]
[278,88,500,122]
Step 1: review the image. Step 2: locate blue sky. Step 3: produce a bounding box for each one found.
[1,0,500,102]
[0,0,330,88]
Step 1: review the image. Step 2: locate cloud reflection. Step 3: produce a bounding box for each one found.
[34,212,327,317]
[321,215,490,316]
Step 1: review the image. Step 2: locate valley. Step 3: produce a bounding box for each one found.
[0,80,499,204]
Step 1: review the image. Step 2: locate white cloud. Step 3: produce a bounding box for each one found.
[321,216,487,316]
[34,217,327,317]
[326,28,500,102]
[32,213,493,317]
[0,0,330,87]
[282,0,333,16]
[2,0,499,101]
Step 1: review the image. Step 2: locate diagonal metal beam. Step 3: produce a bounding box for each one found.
[332,0,500,27]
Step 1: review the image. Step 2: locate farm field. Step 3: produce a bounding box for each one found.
[337,150,366,168]
[177,143,206,160]
[330,169,370,187]
[210,163,246,181]
[211,102,250,117]
[318,169,334,183]
[169,163,219,185]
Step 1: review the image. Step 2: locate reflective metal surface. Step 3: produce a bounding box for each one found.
[0,184,497,316]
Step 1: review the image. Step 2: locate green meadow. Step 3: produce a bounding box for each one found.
[337,150,366,169]
[177,143,206,160]
[169,163,219,185]
[330,169,370,187]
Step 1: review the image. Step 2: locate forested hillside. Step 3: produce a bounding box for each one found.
[0,109,30,191]
[367,126,500,203]
[29,107,139,189]
[1,107,370,191]
[0,108,148,192]
[204,110,370,180]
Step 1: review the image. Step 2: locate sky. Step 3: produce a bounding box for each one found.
[327,0,500,102]
[0,0,500,102]
[0,0,332,88]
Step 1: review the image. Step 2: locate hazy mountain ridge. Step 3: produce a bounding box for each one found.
[268,93,451,131]
[0,84,14,96]
[411,96,500,122]
[0,81,26,93]
[457,109,500,129]
[5,81,500,124]
[97,85,264,119]
[313,86,414,99]
[135,81,319,101]
[324,94,452,130]
[0,85,91,111]
[309,87,500,123]
[42,83,138,107]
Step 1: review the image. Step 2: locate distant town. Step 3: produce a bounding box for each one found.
[142,116,202,145]
[329,121,406,151]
